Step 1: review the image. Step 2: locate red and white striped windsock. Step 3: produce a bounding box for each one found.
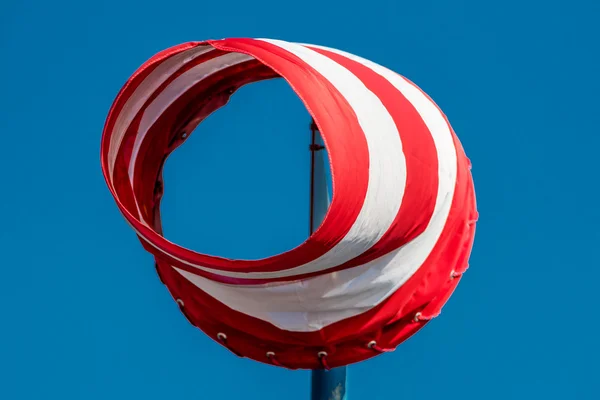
[101,38,478,370]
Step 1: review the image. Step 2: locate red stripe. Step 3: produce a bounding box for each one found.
[104,38,371,277]
[305,46,439,266]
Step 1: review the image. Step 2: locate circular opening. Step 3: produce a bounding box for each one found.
[160,76,332,260]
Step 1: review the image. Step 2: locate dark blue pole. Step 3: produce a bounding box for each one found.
[309,120,348,400]
[311,368,348,400]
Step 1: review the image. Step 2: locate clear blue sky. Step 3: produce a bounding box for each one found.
[1,0,599,399]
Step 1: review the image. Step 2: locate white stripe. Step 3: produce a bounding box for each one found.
[107,45,214,182]
[173,43,458,331]
[148,38,407,280]
[127,52,254,190]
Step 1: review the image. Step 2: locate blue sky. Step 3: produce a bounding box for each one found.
[1,0,599,399]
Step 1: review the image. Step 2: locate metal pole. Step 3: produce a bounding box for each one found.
[309,120,348,400]
[311,368,348,400]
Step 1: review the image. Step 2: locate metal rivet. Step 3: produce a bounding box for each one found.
[367,340,377,349]
[318,351,328,358]
[217,332,227,341]
[451,269,462,279]
[176,299,184,306]
[266,351,275,358]
[414,312,422,322]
